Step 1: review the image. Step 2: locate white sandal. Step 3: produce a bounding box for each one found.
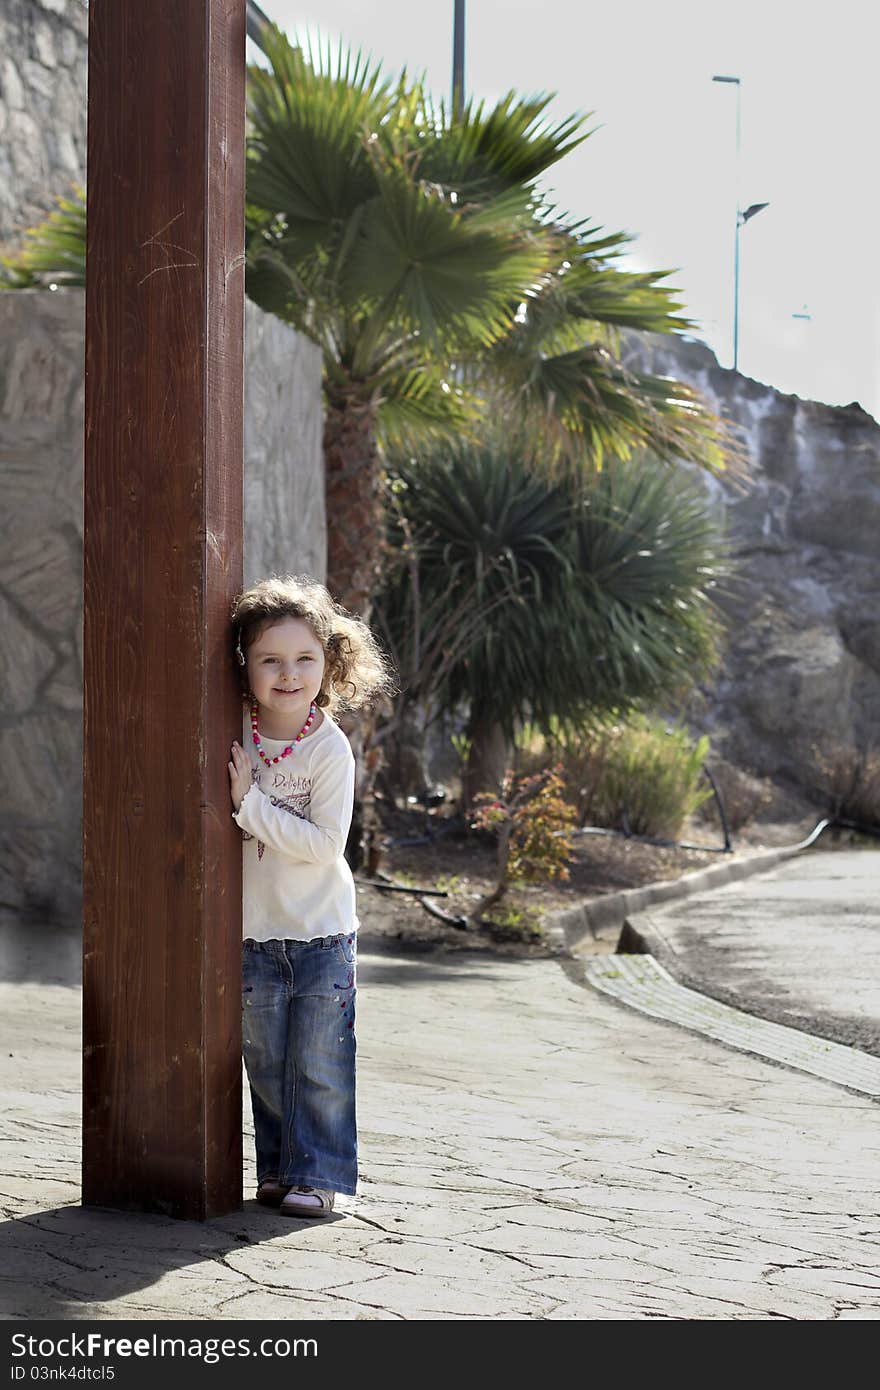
[280,1185,335,1217]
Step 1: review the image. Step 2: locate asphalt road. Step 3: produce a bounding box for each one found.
[623,849,880,1056]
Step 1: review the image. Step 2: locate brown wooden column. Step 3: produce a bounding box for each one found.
[83,0,246,1219]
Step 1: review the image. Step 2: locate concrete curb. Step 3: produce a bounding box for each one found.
[543,841,806,957]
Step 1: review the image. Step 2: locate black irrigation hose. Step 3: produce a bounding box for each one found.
[814,815,880,842]
[381,760,738,852]
[573,814,880,854]
[587,763,879,855]
[575,825,734,854]
[354,879,449,899]
[383,820,465,849]
[356,870,469,929]
[702,763,732,851]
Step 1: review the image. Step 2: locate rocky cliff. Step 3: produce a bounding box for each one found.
[622,330,880,787]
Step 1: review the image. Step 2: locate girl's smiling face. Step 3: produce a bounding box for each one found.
[246,616,327,737]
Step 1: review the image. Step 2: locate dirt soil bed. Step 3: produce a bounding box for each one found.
[356,793,853,959]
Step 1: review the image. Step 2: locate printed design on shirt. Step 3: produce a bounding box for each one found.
[241,770,312,862]
[240,828,269,859]
[271,787,311,818]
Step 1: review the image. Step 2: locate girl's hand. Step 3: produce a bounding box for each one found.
[228,742,252,812]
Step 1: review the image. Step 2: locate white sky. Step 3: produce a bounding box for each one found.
[261,0,879,423]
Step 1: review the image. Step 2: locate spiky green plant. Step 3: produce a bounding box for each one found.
[374,437,728,800]
[580,714,714,836]
[0,187,86,288]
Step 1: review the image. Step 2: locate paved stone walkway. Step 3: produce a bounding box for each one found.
[1,940,879,1320]
[583,954,880,1096]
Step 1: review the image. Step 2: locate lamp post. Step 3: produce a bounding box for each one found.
[246,0,271,49]
[452,1,466,118]
[712,74,769,371]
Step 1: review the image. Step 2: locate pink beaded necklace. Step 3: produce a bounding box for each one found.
[250,697,318,768]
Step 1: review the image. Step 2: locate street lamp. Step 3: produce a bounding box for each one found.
[712,74,769,371]
[246,0,272,50]
[452,1,466,118]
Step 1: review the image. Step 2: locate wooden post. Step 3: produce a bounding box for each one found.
[83,0,246,1219]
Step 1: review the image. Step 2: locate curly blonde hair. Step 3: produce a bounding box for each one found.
[230,573,398,718]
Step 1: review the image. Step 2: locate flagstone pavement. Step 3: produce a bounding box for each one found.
[1,859,879,1320]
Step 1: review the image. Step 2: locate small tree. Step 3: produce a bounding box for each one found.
[470,765,577,919]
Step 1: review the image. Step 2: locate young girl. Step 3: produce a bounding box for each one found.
[227,574,395,1217]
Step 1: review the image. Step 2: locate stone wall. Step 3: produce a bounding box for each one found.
[621,330,880,785]
[0,0,87,250]
[243,303,325,586]
[0,288,324,927]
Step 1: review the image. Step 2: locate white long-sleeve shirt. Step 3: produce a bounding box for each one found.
[232,708,359,942]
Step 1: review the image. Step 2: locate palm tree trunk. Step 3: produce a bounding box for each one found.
[323,393,385,622]
[324,393,387,872]
[463,710,510,809]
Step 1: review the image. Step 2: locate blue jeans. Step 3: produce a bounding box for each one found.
[242,934,358,1196]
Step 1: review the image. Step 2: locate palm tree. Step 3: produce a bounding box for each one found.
[243,24,745,620]
[374,437,728,803]
[243,26,591,619]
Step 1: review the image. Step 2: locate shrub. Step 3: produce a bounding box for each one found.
[810,742,880,829]
[375,443,729,794]
[516,714,713,838]
[469,765,577,920]
[514,720,607,825]
[472,766,577,885]
[591,717,713,836]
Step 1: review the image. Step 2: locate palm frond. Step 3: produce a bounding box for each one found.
[374,365,478,453]
[481,327,747,480]
[339,173,554,346]
[512,247,700,359]
[410,88,598,199]
[246,24,395,245]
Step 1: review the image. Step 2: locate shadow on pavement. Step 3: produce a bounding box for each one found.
[0,924,82,987]
[0,1199,351,1320]
[0,923,508,990]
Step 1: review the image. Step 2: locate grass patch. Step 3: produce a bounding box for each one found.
[479,903,545,942]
